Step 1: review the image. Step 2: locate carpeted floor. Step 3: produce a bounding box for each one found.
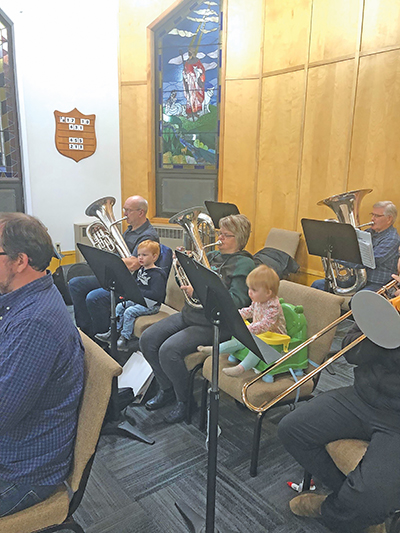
[67,313,355,533]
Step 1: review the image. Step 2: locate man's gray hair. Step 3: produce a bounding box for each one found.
[373,201,397,224]
[0,213,54,271]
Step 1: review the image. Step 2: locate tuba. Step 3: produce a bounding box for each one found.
[317,188,372,295]
[169,207,220,308]
[85,196,131,258]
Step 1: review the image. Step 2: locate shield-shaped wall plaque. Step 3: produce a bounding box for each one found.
[54,108,96,162]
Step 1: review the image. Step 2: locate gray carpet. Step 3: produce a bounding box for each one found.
[69,314,355,532]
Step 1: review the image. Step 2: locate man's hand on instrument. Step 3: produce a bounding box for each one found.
[391,273,400,296]
[180,284,194,298]
[122,256,140,272]
[172,246,185,260]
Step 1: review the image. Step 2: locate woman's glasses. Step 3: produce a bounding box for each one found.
[219,233,235,239]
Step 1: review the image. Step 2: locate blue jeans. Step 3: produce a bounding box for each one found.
[312,278,381,293]
[69,275,111,336]
[116,301,160,340]
[0,479,58,517]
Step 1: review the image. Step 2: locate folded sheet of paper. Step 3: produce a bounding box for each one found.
[355,229,375,269]
[118,351,153,401]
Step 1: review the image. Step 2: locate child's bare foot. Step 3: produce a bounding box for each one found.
[197,345,212,355]
[222,364,245,377]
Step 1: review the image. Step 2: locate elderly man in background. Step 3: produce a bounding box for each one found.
[312,201,400,293]
[0,213,84,516]
[69,195,160,337]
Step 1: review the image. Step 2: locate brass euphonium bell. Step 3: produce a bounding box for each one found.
[169,206,220,308]
[317,188,372,295]
[85,196,131,258]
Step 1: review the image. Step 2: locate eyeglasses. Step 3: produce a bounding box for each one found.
[219,232,235,239]
[123,208,142,214]
[0,252,7,256]
[369,213,386,218]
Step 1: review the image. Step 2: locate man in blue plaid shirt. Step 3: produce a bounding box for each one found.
[312,201,400,293]
[0,213,84,517]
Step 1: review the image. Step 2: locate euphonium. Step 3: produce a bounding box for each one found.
[317,188,372,295]
[169,207,220,308]
[85,196,131,258]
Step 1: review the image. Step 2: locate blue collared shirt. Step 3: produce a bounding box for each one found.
[0,273,84,485]
[366,225,400,285]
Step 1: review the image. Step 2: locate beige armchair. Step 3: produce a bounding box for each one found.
[264,227,301,259]
[201,281,345,476]
[301,440,400,533]
[133,269,185,337]
[133,227,302,423]
[0,333,122,533]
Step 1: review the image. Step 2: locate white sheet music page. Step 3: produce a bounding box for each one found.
[118,352,153,395]
[355,229,376,269]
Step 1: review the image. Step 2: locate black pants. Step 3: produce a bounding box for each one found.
[139,312,229,403]
[278,386,400,532]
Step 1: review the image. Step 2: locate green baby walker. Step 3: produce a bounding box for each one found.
[231,298,308,383]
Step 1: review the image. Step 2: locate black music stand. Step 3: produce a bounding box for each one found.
[77,243,155,445]
[174,251,277,533]
[204,201,239,229]
[301,219,363,292]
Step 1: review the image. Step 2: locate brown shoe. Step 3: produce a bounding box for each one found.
[289,492,327,518]
[365,524,387,533]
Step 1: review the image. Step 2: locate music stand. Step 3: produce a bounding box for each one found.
[77,243,155,445]
[204,201,240,229]
[301,219,363,292]
[174,251,277,533]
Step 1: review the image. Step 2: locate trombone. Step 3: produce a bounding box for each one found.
[241,279,399,414]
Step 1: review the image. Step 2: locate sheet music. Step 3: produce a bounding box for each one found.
[251,333,282,364]
[355,228,376,269]
[118,351,153,395]
[144,297,157,308]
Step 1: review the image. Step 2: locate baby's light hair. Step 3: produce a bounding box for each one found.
[246,264,280,297]
[138,240,160,260]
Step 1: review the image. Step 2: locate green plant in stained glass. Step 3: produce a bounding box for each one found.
[157,0,221,170]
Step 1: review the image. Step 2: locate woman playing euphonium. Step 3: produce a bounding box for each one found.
[139,214,255,423]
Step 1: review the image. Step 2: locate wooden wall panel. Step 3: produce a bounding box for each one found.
[309,0,360,63]
[118,0,400,285]
[120,85,150,202]
[225,0,264,79]
[263,0,311,73]
[298,60,356,273]
[119,0,177,82]
[362,0,400,52]
[348,50,400,217]
[221,79,260,251]
[254,70,305,251]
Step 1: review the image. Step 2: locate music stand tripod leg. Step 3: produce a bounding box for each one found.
[102,286,155,445]
[176,313,221,533]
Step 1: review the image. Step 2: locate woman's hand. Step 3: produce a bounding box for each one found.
[180,284,194,298]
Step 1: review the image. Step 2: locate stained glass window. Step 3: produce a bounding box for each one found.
[0,10,23,212]
[154,0,222,217]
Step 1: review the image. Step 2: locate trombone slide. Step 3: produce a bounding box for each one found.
[241,279,399,414]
